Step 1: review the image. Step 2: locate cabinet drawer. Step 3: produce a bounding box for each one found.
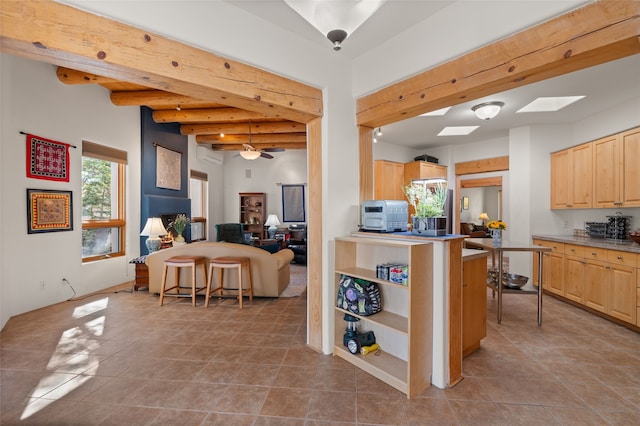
[533,239,564,253]
[584,247,608,261]
[565,244,585,257]
[607,250,638,268]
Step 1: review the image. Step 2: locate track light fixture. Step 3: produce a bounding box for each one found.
[376,127,383,137]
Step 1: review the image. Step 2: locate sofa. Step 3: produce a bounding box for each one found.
[460,222,489,238]
[145,241,294,297]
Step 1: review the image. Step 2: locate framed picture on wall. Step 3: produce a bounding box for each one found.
[282,184,306,222]
[156,144,181,190]
[462,196,469,210]
[26,189,73,233]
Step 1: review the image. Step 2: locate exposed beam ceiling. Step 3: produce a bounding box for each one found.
[56,66,308,151]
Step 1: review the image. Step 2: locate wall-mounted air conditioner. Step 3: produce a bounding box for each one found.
[196,146,224,165]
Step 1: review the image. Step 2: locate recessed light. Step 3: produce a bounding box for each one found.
[438,126,479,136]
[420,107,451,117]
[517,96,585,113]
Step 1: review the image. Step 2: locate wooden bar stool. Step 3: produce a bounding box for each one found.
[159,256,208,306]
[206,256,253,309]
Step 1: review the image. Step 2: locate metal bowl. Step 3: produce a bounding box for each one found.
[504,273,529,288]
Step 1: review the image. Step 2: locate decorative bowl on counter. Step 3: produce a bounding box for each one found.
[630,234,640,245]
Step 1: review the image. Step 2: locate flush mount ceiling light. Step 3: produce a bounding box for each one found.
[472,101,505,120]
[285,0,386,50]
[517,96,585,113]
[438,126,479,136]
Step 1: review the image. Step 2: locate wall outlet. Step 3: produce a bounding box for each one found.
[563,220,569,229]
[39,281,45,289]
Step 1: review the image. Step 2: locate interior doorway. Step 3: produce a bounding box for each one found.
[459,177,503,230]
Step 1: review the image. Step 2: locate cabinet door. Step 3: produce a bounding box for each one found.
[593,135,621,208]
[374,160,405,200]
[462,257,487,357]
[607,263,637,324]
[564,255,585,303]
[547,252,565,295]
[570,143,593,208]
[550,150,570,209]
[621,127,640,207]
[584,259,607,313]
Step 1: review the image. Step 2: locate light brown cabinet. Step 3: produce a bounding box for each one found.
[533,240,564,296]
[553,126,639,210]
[594,127,640,208]
[462,252,488,357]
[403,161,447,186]
[239,192,266,241]
[550,142,592,209]
[535,238,638,327]
[374,160,405,200]
[333,236,433,398]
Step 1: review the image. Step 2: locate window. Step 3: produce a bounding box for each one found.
[82,141,127,261]
[190,170,208,241]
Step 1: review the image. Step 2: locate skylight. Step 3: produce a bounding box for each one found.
[517,96,585,113]
[420,107,451,117]
[438,126,479,136]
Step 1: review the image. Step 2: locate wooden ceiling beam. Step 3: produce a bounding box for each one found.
[0,0,323,123]
[153,108,280,124]
[208,143,307,151]
[109,89,226,108]
[181,121,305,135]
[356,1,640,127]
[196,133,307,144]
[56,67,120,85]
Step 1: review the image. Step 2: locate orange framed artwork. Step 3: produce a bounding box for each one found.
[27,189,73,233]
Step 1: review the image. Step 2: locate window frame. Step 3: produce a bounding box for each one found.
[189,170,208,242]
[82,142,127,262]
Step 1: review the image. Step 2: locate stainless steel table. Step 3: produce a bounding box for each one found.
[463,238,551,326]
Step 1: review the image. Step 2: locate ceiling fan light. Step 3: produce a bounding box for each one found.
[240,150,261,160]
[472,101,504,120]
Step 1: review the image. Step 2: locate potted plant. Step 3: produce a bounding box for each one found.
[404,181,448,236]
[168,214,190,244]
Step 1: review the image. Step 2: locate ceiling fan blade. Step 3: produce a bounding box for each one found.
[263,147,285,152]
[260,152,274,159]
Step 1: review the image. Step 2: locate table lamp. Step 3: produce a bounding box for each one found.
[264,214,281,239]
[140,217,168,253]
[478,212,489,225]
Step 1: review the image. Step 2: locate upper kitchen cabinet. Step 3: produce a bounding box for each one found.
[594,126,640,208]
[550,142,592,209]
[374,160,405,201]
[403,161,447,187]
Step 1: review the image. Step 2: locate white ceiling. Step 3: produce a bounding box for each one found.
[227,1,640,150]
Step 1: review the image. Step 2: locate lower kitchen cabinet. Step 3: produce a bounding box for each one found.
[462,252,488,357]
[534,238,638,327]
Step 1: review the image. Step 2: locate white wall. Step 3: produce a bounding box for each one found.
[222,150,309,227]
[0,55,140,326]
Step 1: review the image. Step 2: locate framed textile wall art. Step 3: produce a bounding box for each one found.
[155,144,181,190]
[25,133,71,182]
[27,189,73,234]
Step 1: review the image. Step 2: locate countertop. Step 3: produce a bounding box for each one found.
[532,234,640,254]
[462,248,489,261]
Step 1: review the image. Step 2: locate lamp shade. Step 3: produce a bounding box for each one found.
[265,214,281,227]
[140,217,168,236]
[472,101,504,120]
[240,150,261,160]
[478,213,489,221]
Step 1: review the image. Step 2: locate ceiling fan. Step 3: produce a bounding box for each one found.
[239,143,283,160]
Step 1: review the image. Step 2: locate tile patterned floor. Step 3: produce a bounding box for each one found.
[1,277,640,425]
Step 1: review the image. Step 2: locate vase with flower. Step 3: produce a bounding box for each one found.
[486,219,507,246]
[405,180,448,236]
[168,214,190,245]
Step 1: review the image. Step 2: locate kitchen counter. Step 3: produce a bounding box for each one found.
[462,248,489,261]
[532,234,640,254]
